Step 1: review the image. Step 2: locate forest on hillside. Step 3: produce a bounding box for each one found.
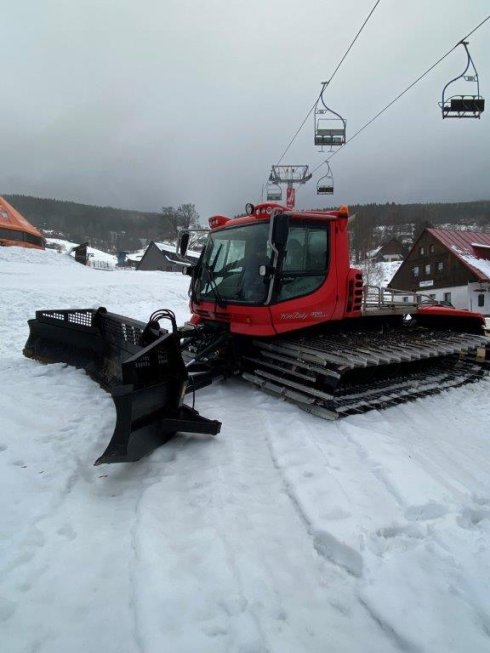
[4,195,199,251]
[5,194,490,257]
[343,200,490,262]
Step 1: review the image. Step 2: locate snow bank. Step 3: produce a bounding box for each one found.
[1,247,490,653]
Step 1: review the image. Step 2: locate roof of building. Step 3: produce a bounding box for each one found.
[128,241,201,264]
[136,240,197,270]
[367,246,382,258]
[154,241,201,259]
[428,228,490,282]
[0,196,44,238]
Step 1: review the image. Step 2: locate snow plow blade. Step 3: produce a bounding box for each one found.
[23,308,221,465]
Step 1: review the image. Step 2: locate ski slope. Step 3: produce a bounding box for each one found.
[1,246,490,653]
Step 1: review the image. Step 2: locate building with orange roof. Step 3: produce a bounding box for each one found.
[0,196,45,250]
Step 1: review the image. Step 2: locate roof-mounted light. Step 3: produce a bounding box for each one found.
[208,215,231,229]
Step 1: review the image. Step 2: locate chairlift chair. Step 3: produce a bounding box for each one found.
[439,41,485,118]
[316,162,334,195]
[266,182,282,201]
[314,83,347,148]
[317,182,334,195]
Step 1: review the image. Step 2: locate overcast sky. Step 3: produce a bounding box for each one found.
[1,0,489,221]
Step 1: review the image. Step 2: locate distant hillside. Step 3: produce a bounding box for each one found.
[5,194,490,257]
[339,200,490,262]
[4,194,168,251]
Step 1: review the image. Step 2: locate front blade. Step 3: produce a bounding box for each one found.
[24,308,221,464]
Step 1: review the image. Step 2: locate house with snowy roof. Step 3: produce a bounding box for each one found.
[136,241,195,272]
[367,238,406,263]
[388,228,490,315]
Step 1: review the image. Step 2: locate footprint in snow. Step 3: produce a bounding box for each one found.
[0,597,17,622]
[457,507,490,529]
[404,502,448,522]
[376,524,424,540]
[57,524,77,540]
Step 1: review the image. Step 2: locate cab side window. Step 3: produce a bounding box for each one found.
[277,223,328,301]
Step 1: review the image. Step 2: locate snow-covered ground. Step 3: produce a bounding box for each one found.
[45,238,117,269]
[1,246,490,653]
[358,260,403,288]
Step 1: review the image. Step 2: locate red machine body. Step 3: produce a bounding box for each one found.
[190,203,359,336]
[189,202,484,337]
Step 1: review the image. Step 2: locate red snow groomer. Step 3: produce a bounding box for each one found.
[24,203,489,464]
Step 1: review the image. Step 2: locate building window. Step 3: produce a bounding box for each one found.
[429,294,436,299]
[429,244,435,254]
[425,263,431,275]
[416,295,422,304]
[478,294,485,307]
[412,266,419,277]
[419,246,425,255]
[437,261,444,272]
[444,292,452,304]
[403,296,408,303]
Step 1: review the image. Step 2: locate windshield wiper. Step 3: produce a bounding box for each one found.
[202,262,227,308]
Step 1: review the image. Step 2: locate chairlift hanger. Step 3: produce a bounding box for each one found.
[314,82,347,149]
[439,41,485,118]
[316,162,334,195]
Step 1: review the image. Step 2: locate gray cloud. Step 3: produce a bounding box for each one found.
[1,0,489,221]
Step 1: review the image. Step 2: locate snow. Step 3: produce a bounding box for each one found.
[45,238,117,267]
[460,253,490,281]
[358,260,403,288]
[2,244,490,653]
[45,237,114,261]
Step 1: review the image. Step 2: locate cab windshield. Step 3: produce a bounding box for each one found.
[196,219,329,305]
[197,222,271,304]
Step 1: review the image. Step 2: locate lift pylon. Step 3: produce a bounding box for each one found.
[269,165,312,208]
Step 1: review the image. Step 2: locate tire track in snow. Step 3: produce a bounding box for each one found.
[259,399,402,575]
[331,396,490,653]
[126,437,195,653]
[255,396,437,652]
[128,381,398,653]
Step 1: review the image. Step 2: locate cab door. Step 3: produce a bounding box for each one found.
[268,221,339,334]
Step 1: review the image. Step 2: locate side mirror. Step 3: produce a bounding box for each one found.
[179,232,190,256]
[271,213,289,248]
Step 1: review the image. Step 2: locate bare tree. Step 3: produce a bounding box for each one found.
[160,204,201,239]
[176,204,200,230]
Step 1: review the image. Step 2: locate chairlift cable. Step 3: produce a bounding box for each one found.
[326,0,381,88]
[275,0,382,166]
[276,98,319,166]
[311,13,490,175]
